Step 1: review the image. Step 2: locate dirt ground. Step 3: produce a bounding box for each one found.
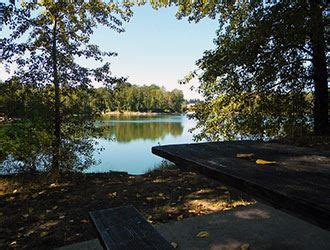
[0,166,253,249]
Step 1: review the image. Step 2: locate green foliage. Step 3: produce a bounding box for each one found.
[0,81,102,173]
[0,80,52,172]
[1,0,132,173]
[0,120,52,173]
[192,92,313,141]
[94,84,185,113]
[180,2,321,140]
[147,0,327,136]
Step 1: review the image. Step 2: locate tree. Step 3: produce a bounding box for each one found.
[93,83,185,113]
[170,0,328,137]
[168,89,184,112]
[1,1,132,173]
[0,80,53,173]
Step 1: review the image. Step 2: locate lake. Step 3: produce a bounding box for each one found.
[87,114,197,174]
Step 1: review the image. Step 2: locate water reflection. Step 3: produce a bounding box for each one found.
[89,114,196,174]
[99,121,184,143]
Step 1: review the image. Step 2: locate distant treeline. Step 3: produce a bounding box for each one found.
[0,81,186,121]
[93,83,186,113]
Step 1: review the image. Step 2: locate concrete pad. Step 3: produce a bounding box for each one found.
[56,239,102,250]
[155,203,330,250]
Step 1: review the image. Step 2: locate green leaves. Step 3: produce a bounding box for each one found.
[97,84,185,113]
[186,2,314,140]
[1,1,132,173]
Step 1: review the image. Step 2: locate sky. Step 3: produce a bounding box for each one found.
[0,4,219,99]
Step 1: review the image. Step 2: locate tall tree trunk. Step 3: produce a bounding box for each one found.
[309,0,328,135]
[52,18,61,171]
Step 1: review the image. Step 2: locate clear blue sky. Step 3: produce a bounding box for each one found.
[0,4,219,99]
[90,5,218,99]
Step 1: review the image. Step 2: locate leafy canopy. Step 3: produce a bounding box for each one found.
[177,1,321,140]
[1,0,132,173]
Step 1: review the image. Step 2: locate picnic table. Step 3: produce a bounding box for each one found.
[152,141,330,231]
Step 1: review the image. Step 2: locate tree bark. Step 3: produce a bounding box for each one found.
[309,0,328,135]
[52,18,61,171]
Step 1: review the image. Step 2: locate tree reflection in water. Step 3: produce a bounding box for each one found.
[98,116,184,143]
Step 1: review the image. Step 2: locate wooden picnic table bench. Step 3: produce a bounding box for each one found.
[89,205,173,250]
[152,141,330,231]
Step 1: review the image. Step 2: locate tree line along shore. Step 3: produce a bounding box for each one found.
[94,83,186,114]
[0,81,188,121]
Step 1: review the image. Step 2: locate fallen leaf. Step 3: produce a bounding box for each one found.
[49,183,56,188]
[241,243,250,250]
[177,215,183,221]
[109,192,117,197]
[32,193,38,198]
[256,159,276,165]
[196,231,209,238]
[13,189,18,194]
[171,242,178,248]
[147,216,153,223]
[236,153,254,159]
[40,231,48,237]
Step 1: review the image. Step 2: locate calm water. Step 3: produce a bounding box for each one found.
[87,114,197,174]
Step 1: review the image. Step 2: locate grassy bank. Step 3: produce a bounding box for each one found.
[0,166,253,249]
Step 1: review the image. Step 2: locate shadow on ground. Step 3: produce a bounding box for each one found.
[0,166,252,249]
[156,203,330,250]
